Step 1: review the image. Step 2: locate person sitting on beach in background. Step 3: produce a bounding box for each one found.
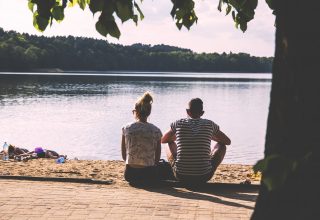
[161,98,231,183]
[121,92,162,183]
[6,144,30,158]
[14,147,66,161]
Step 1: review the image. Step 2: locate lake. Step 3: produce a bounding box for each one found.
[0,72,271,165]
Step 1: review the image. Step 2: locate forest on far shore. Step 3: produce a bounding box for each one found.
[0,28,273,73]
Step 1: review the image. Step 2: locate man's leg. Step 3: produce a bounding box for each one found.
[210,143,227,172]
[165,142,178,180]
[166,142,177,165]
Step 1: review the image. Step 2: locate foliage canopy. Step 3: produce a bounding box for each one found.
[28,0,273,38]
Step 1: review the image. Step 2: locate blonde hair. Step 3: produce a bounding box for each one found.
[135,92,153,120]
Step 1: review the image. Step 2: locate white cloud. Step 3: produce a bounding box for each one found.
[0,0,275,56]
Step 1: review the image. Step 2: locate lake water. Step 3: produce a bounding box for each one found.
[0,72,271,165]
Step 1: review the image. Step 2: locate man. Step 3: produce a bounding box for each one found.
[161,98,231,183]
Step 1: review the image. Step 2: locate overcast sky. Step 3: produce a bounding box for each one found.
[0,0,275,56]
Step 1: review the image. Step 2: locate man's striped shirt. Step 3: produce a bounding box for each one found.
[171,118,219,176]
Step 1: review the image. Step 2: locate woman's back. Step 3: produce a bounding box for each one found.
[123,121,162,166]
[121,91,162,183]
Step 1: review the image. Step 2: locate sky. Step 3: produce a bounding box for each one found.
[0,0,275,56]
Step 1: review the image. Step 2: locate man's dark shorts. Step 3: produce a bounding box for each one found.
[168,155,217,183]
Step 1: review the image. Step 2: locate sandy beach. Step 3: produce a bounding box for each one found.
[0,159,261,187]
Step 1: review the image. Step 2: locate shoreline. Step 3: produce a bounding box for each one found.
[0,70,272,74]
[0,159,261,187]
[0,71,272,83]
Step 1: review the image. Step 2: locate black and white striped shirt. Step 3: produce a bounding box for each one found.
[171,118,219,176]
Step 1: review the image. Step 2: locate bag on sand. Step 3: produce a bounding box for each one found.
[157,159,175,181]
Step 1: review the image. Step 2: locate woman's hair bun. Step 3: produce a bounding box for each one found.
[141,92,153,104]
[134,91,153,119]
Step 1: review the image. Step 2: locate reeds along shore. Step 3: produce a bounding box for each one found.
[0,159,261,186]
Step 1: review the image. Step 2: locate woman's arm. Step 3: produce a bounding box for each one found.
[121,135,126,161]
[154,140,161,165]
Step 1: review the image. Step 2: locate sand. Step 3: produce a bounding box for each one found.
[0,159,261,187]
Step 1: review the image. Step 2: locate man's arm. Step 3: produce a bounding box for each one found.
[161,129,176,143]
[121,135,126,161]
[212,130,231,145]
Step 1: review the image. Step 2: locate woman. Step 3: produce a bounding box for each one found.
[121,92,162,183]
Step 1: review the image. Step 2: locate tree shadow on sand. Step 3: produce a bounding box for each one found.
[129,181,259,210]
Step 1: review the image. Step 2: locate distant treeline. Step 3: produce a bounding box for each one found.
[0,28,273,72]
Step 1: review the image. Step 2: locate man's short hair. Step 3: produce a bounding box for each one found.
[188,98,203,115]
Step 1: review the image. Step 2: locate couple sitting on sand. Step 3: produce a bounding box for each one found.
[121,92,231,184]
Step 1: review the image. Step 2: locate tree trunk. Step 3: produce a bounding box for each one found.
[252,1,320,219]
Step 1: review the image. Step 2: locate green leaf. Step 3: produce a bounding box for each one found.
[116,1,133,23]
[134,1,144,20]
[232,11,236,21]
[68,0,77,7]
[170,0,197,31]
[28,1,35,12]
[185,0,195,11]
[33,13,49,32]
[62,0,68,8]
[96,20,108,36]
[89,0,104,14]
[253,154,281,172]
[175,9,184,20]
[254,154,296,191]
[241,0,256,20]
[253,159,267,173]
[218,0,223,11]
[241,8,255,20]
[170,6,177,18]
[106,20,121,39]
[52,6,65,21]
[176,22,183,30]
[240,22,247,32]
[132,15,138,25]
[228,0,242,10]
[226,5,232,15]
[183,12,197,30]
[35,0,53,20]
[263,174,287,191]
[96,14,121,39]
[104,0,117,15]
[78,0,87,10]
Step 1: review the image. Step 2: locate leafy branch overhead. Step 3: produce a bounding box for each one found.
[218,0,258,32]
[170,0,198,30]
[28,0,265,39]
[28,0,145,39]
